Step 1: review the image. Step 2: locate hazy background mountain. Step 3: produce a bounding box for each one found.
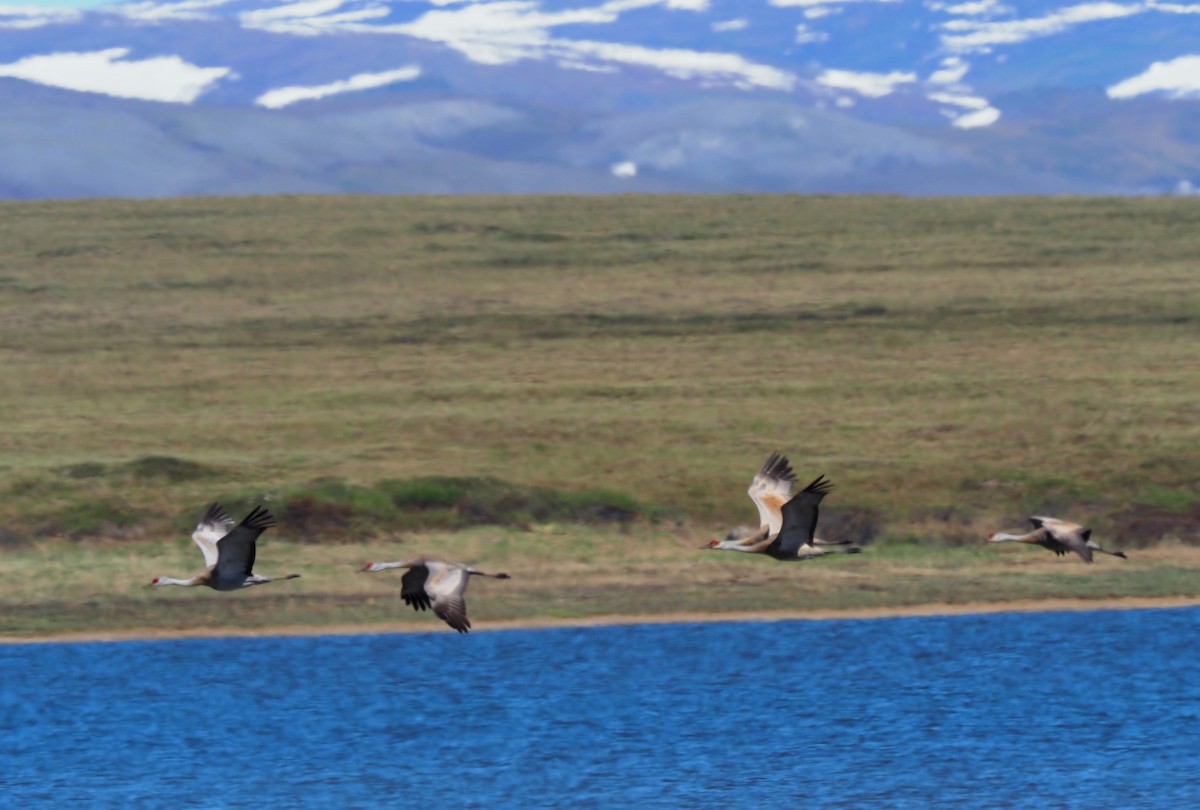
[2,0,1200,198]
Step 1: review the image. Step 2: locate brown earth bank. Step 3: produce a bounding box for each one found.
[5,532,1200,640]
[6,596,1200,645]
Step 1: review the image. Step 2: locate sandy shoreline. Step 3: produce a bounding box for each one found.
[4,595,1200,644]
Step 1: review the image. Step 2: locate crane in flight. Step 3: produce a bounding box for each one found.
[362,555,510,633]
[149,503,300,590]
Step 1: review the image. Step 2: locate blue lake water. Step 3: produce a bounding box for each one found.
[3,607,1199,808]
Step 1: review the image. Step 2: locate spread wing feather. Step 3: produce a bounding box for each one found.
[212,505,275,584]
[1047,527,1093,563]
[433,594,471,634]
[1030,516,1087,534]
[400,565,433,612]
[767,475,834,557]
[426,565,472,633]
[191,502,234,568]
[1029,517,1094,563]
[747,452,796,539]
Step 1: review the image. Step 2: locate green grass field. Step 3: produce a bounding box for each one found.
[1,195,1198,636]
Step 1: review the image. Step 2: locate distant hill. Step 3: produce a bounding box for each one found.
[2,0,1199,198]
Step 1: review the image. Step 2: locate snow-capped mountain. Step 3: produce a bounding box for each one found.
[3,0,1200,198]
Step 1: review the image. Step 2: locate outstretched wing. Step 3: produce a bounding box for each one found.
[212,505,276,584]
[192,503,234,568]
[767,475,834,557]
[426,564,472,633]
[747,452,796,539]
[1029,516,1087,534]
[433,594,471,633]
[400,565,433,612]
[1044,525,1093,563]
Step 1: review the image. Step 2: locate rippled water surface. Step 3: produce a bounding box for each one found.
[4,607,1199,808]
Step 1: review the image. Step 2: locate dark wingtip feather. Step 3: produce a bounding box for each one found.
[201,502,231,524]
[240,505,276,531]
[402,594,431,612]
[802,474,834,496]
[759,451,796,483]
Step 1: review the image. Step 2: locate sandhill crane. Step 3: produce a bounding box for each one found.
[987,516,1127,563]
[361,555,510,633]
[149,503,301,590]
[706,474,861,559]
[707,452,854,552]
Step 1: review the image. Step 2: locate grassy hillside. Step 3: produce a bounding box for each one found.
[1,195,1197,634]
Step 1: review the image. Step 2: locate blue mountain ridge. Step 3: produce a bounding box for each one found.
[1,0,1198,197]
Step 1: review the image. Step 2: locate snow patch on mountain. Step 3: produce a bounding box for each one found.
[231,0,795,90]
[928,57,970,85]
[256,65,421,108]
[108,0,235,23]
[794,23,830,43]
[769,0,899,8]
[711,17,746,31]
[564,41,795,90]
[949,106,1000,127]
[0,5,83,28]
[817,68,916,98]
[923,56,998,127]
[1107,54,1200,99]
[941,3,1141,52]
[0,47,231,103]
[240,0,390,35]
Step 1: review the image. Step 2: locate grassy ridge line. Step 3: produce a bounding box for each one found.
[0,195,1197,548]
[9,466,649,542]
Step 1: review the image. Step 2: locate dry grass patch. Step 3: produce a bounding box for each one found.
[3,524,1199,637]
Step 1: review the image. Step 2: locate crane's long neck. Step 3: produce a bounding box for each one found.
[365,561,409,572]
[152,575,205,587]
[988,531,1037,543]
